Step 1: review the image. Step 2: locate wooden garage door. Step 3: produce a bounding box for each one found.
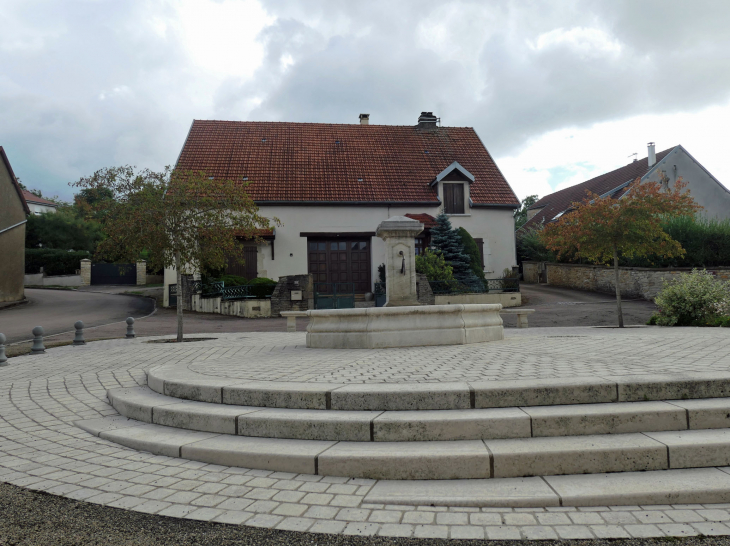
[308,239,371,293]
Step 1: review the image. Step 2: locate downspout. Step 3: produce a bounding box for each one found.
[0,220,27,235]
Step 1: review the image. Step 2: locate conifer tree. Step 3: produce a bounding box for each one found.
[429,213,479,284]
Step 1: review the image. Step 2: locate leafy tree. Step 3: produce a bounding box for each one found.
[415,249,454,281]
[429,213,478,283]
[540,176,700,327]
[25,206,103,252]
[516,227,555,263]
[71,166,276,341]
[514,194,539,229]
[457,227,485,280]
[75,187,115,221]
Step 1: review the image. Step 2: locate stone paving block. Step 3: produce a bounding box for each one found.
[180,434,336,475]
[378,523,413,537]
[245,514,283,528]
[525,401,687,437]
[372,408,530,441]
[555,525,594,539]
[368,510,402,523]
[645,429,730,469]
[487,433,667,478]
[590,524,632,538]
[331,382,471,411]
[276,517,315,531]
[342,522,380,535]
[318,440,490,480]
[450,525,485,539]
[657,523,700,536]
[692,522,730,535]
[238,408,377,441]
[485,525,522,540]
[472,377,616,408]
[213,510,253,525]
[413,524,449,538]
[308,520,348,534]
[365,477,559,507]
[521,525,559,540]
[547,468,730,506]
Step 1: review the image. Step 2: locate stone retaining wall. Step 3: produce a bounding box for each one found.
[271,274,313,316]
[523,261,730,300]
[191,294,271,318]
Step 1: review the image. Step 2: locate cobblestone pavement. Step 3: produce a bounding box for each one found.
[3,328,730,540]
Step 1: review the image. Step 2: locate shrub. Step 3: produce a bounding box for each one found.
[416,249,454,281]
[247,277,277,298]
[457,227,486,281]
[25,249,90,276]
[516,228,556,263]
[653,269,730,326]
[25,208,103,252]
[217,274,248,286]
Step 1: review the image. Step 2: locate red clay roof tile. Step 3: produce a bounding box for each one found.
[176,120,519,206]
[523,147,675,230]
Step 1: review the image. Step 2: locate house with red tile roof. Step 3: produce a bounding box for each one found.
[168,112,520,297]
[523,143,730,231]
[22,190,59,215]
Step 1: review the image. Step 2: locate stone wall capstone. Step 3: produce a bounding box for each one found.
[271,274,313,316]
[522,261,730,300]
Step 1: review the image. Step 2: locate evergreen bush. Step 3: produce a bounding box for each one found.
[457,227,485,280]
[429,213,478,283]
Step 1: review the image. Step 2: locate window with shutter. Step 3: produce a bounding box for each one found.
[443,183,465,214]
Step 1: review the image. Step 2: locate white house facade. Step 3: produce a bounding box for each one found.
[164,113,520,301]
[22,190,59,215]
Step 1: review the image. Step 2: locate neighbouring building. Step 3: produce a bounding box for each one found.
[0,147,30,303]
[22,190,59,214]
[165,112,520,302]
[523,143,730,231]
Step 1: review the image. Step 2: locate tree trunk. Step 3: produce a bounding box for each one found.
[175,251,184,342]
[613,244,624,328]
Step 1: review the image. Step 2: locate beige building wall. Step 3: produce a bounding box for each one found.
[643,146,730,220]
[0,159,27,303]
[163,204,518,304]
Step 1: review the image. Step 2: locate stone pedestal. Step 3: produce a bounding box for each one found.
[376,216,423,307]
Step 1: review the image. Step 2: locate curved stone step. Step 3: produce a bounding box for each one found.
[147,364,730,411]
[75,415,730,480]
[108,386,730,442]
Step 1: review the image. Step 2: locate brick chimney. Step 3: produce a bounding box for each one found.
[648,142,656,167]
[359,113,370,125]
[416,112,438,129]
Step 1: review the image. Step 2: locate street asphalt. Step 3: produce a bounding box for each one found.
[0,288,156,344]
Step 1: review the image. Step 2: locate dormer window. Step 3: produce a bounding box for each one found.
[430,161,474,215]
[443,183,465,214]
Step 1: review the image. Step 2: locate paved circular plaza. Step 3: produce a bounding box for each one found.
[3,327,730,540]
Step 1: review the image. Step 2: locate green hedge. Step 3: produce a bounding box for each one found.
[517,215,730,268]
[25,249,90,276]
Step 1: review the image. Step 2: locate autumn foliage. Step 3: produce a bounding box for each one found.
[540,175,700,326]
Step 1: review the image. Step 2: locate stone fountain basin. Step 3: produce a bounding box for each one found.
[306,303,503,349]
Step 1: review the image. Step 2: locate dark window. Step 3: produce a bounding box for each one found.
[225,243,258,280]
[443,183,465,214]
[474,238,485,268]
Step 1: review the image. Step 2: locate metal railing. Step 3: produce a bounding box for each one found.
[185,280,275,301]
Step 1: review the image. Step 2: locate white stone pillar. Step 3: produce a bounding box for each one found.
[80,259,91,286]
[376,216,424,307]
[136,260,147,285]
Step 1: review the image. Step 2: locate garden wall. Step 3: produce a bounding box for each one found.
[523,261,730,300]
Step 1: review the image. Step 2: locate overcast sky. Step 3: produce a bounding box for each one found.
[3,0,730,202]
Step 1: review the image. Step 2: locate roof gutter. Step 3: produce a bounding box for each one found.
[253,200,442,207]
[0,219,27,235]
[470,202,520,209]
